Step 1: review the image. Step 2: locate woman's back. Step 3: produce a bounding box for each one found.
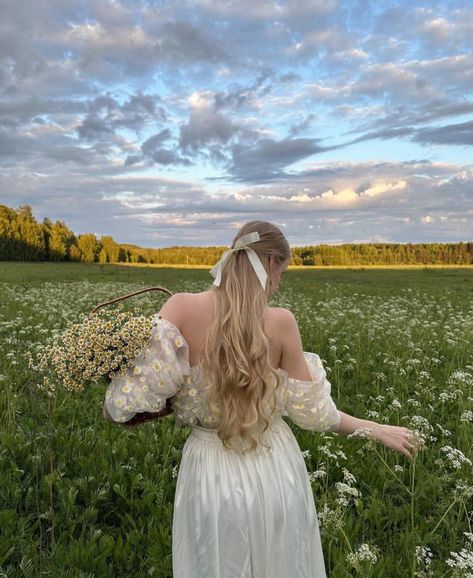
[175,289,283,372]
[171,290,313,382]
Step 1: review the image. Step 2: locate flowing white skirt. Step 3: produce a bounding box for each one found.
[172,416,327,578]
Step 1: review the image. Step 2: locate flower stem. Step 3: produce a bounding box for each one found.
[338,524,353,553]
[373,447,413,496]
[410,455,416,531]
[426,498,459,537]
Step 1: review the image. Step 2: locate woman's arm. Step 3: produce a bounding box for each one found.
[333,410,420,461]
[334,410,378,436]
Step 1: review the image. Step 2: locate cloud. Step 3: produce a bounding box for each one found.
[228,137,331,182]
[412,119,473,146]
[154,21,229,64]
[77,116,115,140]
[0,97,87,129]
[125,129,193,167]
[179,92,240,153]
[141,129,172,153]
[288,113,317,136]
[0,128,37,158]
[340,99,473,136]
[76,92,167,140]
[213,72,273,111]
[45,145,103,165]
[328,118,473,150]
[340,126,416,147]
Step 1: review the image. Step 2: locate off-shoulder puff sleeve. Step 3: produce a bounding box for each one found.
[282,351,341,432]
[104,315,190,423]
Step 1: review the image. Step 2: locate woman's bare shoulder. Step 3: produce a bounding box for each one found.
[183,292,292,327]
[157,292,189,326]
[268,306,294,323]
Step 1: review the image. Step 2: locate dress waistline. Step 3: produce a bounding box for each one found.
[190,416,286,445]
[191,424,220,442]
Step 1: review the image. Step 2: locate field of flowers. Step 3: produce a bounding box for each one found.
[1,262,472,577]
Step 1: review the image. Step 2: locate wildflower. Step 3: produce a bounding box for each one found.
[342,468,357,485]
[439,446,472,470]
[447,370,473,388]
[453,480,473,500]
[409,415,434,437]
[335,480,361,508]
[347,427,376,439]
[439,390,462,402]
[301,449,311,460]
[308,469,326,482]
[317,503,344,531]
[390,398,402,410]
[415,545,434,578]
[347,543,380,573]
[445,531,473,575]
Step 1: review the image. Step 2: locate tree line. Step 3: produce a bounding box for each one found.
[1,204,472,266]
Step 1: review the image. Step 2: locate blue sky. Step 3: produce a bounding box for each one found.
[1,0,472,247]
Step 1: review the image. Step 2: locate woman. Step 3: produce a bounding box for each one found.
[104,220,420,577]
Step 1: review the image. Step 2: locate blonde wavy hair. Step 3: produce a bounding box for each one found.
[200,220,292,454]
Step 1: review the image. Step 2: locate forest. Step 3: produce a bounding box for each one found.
[1,203,472,266]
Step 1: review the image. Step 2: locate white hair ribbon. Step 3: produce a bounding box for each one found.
[209,231,268,290]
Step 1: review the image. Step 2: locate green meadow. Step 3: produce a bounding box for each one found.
[1,262,472,577]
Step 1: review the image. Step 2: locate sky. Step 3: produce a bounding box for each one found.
[1,0,472,248]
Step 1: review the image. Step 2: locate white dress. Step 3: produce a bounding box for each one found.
[105,315,341,578]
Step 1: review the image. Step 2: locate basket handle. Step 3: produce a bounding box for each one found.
[90,286,174,314]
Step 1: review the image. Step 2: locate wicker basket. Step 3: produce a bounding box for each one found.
[92,286,176,428]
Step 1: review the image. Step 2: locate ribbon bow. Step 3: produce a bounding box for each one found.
[209,231,268,289]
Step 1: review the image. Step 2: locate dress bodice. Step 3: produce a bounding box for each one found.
[104,314,341,433]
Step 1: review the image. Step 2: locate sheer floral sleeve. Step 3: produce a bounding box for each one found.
[282,351,341,432]
[104,316,190,423]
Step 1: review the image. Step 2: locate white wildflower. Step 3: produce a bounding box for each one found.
[445,533,473,575]
[415,545,434,577]
[460,410,473,423]
[317,502,343,530]
[447,370,473,388]
[440,446,473,470]
[347,427,375,439]
[390,398,402,410]
[347,543,380,573]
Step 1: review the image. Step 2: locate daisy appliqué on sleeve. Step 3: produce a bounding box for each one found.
[279,351,341,432]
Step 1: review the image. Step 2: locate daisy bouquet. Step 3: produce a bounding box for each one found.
[26,286,175,426]
[27,307,153,393]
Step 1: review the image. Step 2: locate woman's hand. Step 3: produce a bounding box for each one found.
[370,424,423,461]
